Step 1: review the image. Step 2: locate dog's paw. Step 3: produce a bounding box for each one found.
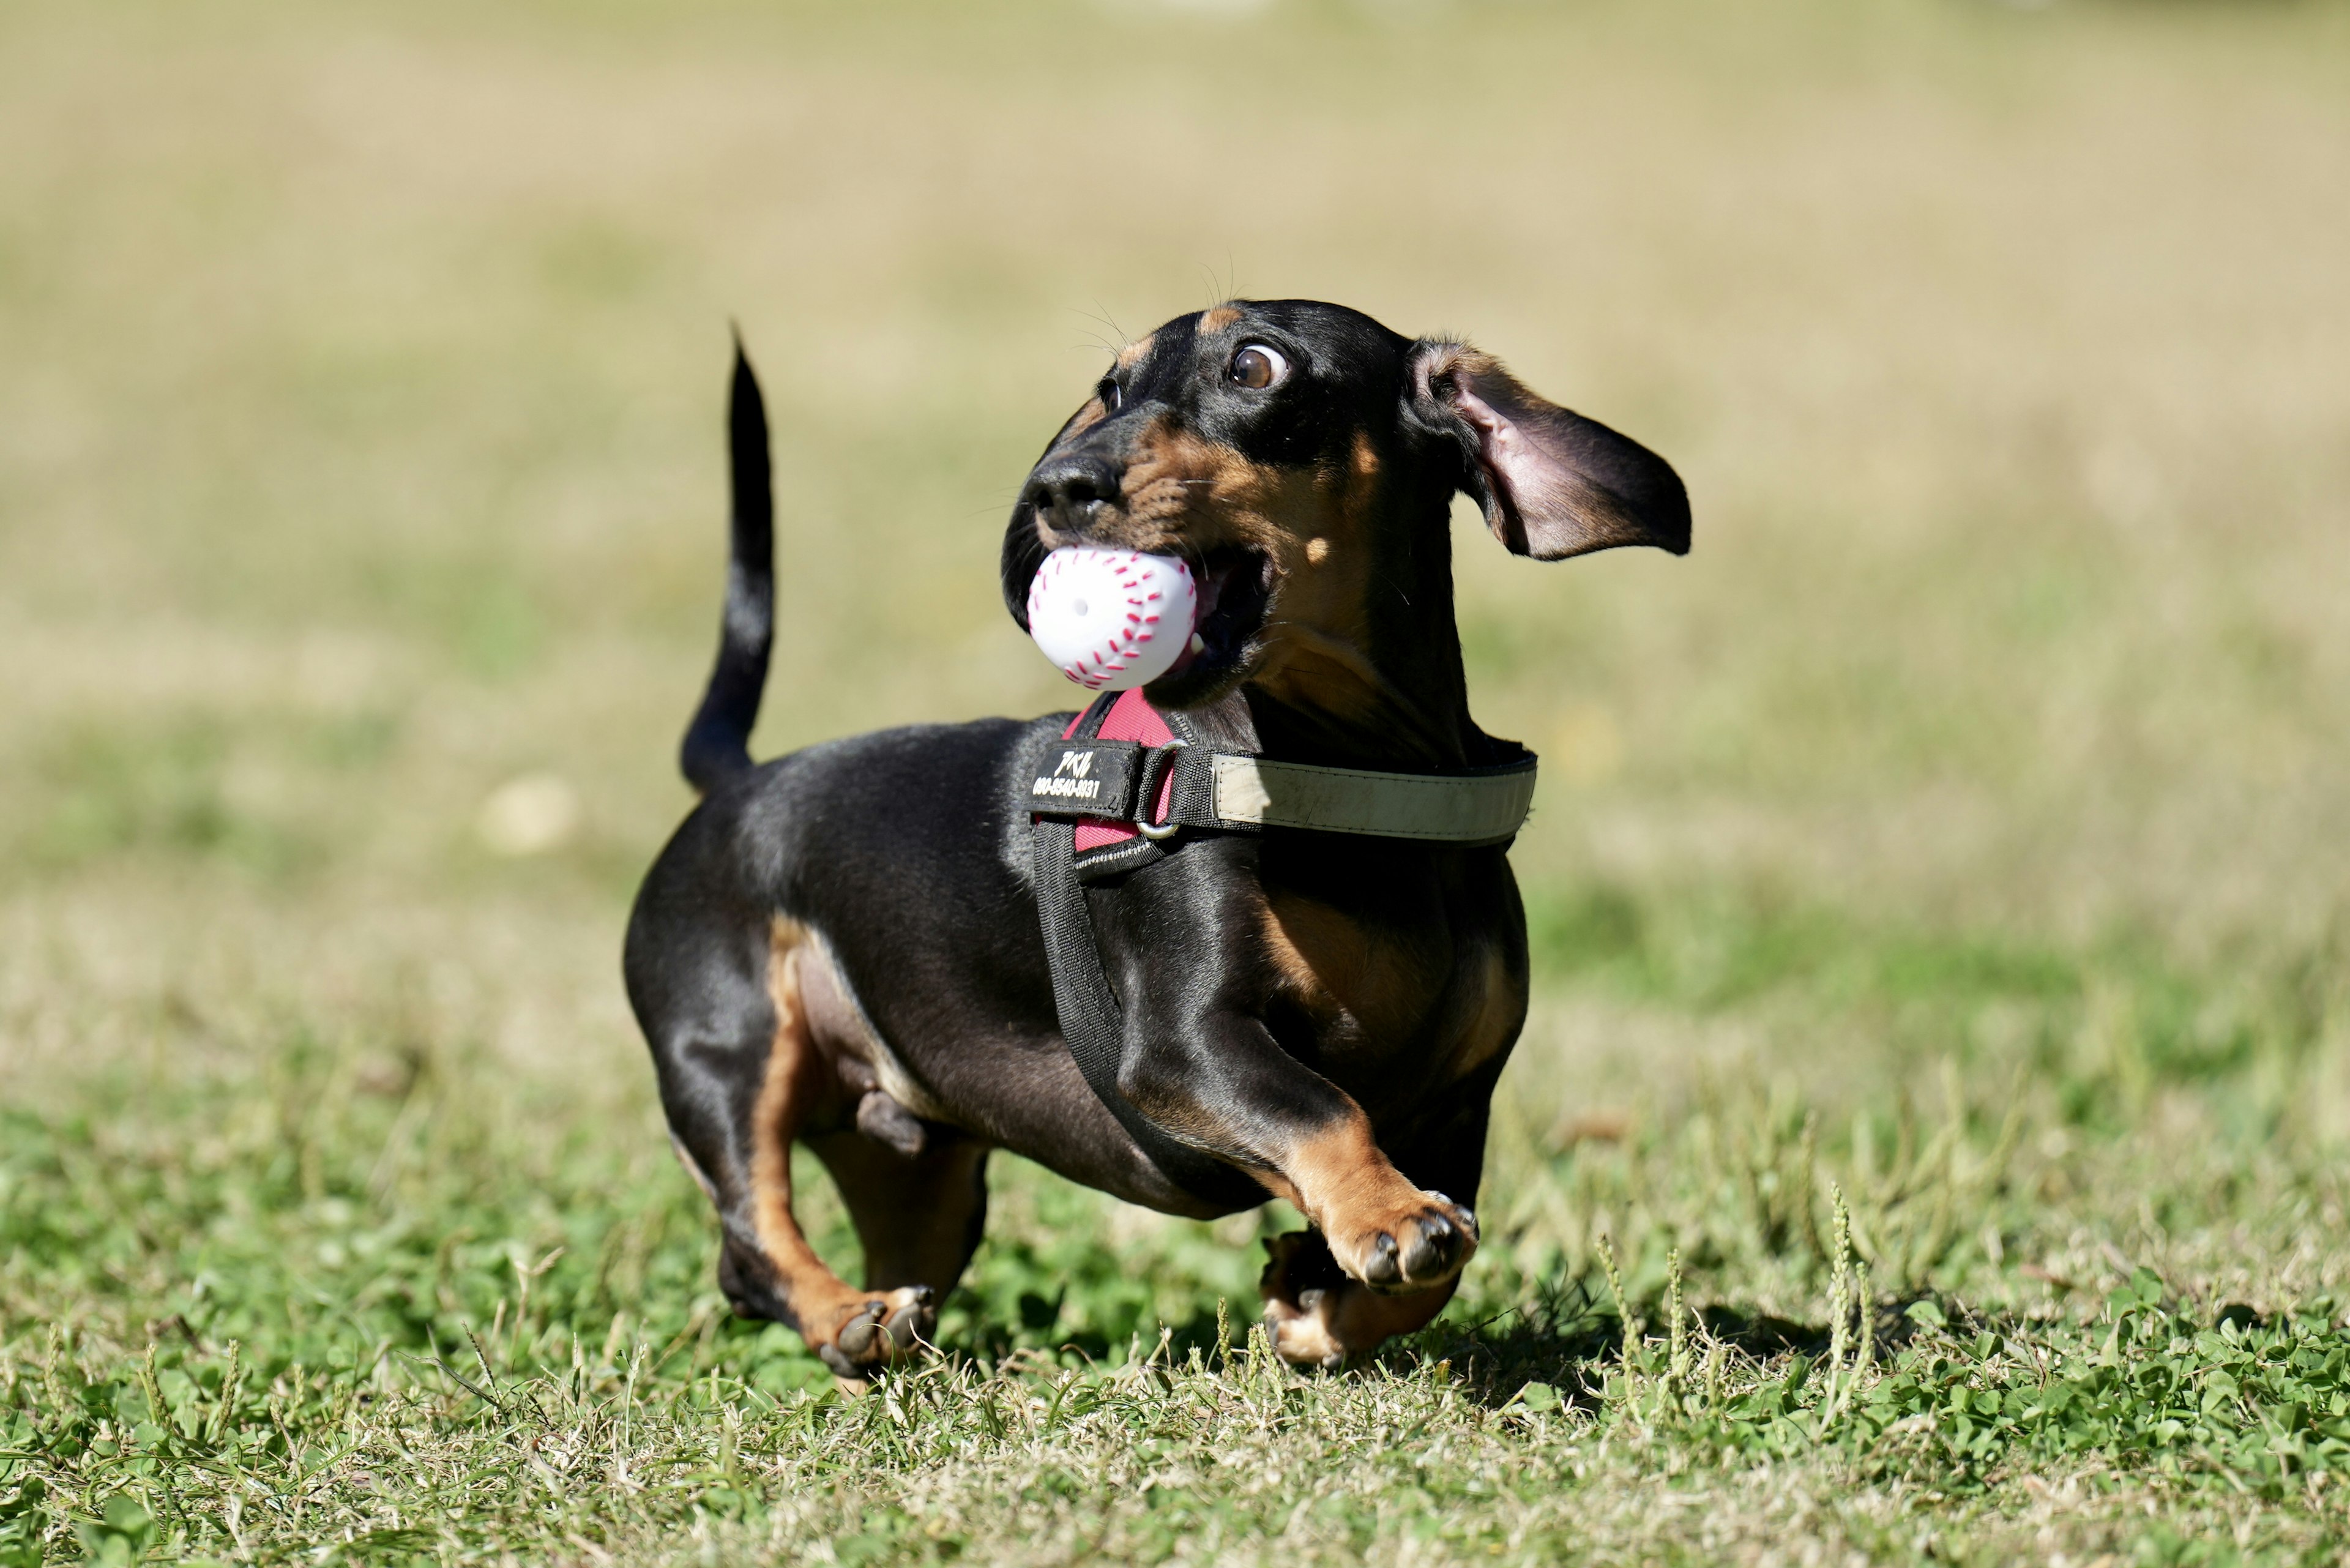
[1260,1231,1348,1368]
[1261,1230,1462,1366]
[1264,1287,1351,1369]
[1329,1190,1477,1294]
[813,1285,936,1382]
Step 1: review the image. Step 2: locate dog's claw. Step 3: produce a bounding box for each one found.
[1429,1192,1479,1241]
[830,1286,936,1371]
[1400,1211,1455,1278]
[1338,1191,1480,1293]
[837,1302,887,1358]
[884,1293,932,1351]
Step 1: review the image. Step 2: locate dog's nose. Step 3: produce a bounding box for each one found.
[1023,451,1122,523]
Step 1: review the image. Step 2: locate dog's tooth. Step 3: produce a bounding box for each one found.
[1188,633,1205,654]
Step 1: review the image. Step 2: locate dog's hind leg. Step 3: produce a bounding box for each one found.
[805,1121,990,1305]
[641,917,933,1384]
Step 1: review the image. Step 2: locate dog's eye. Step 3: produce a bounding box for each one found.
[1096,378,1122,413]
[1228,345,1289,391]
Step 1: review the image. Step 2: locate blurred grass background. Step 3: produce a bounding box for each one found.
[7,0,2348,1119]
[4,0,2350,1559]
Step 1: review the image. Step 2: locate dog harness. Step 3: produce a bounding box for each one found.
[1024,689,1539,1210]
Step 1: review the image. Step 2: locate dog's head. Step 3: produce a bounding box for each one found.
[1001,300,1688,719]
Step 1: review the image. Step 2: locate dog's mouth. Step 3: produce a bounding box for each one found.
[1150,545,1272,704]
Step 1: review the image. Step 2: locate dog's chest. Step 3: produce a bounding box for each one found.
[1259,887,1523,1099]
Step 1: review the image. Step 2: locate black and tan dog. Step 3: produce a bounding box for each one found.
[624,300,1688,1379]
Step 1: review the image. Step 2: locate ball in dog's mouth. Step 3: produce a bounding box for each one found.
[1025,547,1199,691]
[1156,547,1272,693]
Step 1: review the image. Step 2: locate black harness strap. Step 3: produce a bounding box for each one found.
[1026,694,1539,1212]
[1028,736,1539,849]
[1030,696,1269,1211]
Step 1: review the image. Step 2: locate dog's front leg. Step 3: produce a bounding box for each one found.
[1250,1099,1481,1294]
[1111,1005,1479,1295]
[1253,1071,1499,1366]
[1258,1231,1460,1368]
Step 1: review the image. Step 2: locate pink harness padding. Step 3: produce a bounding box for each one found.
[1059,688,1176,851]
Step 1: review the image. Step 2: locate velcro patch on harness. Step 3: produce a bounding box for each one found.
[1027,740,1142,819]
[1207,754,1538,843]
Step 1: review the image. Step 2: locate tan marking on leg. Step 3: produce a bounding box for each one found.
[1256,1110,1477,1293]
[746,922,822,1283]
[1200,304,1241,333]
[1253,897,1482,1290]
[747,920,936,1381]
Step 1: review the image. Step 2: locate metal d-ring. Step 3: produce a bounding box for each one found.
[1135,738,1187,840]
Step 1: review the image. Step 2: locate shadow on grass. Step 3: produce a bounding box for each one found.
[936,1301,1237,1371]
[1409,1279,1964,1413]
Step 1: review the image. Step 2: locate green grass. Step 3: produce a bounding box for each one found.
[6,903,2349,1562]
[6,0,2350,1560]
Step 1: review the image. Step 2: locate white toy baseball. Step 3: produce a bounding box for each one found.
[1026,546,1199,691]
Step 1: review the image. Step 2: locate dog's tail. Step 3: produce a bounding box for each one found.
[679,334,775,794]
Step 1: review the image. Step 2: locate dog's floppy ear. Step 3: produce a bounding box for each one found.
[1409,342,1690,560]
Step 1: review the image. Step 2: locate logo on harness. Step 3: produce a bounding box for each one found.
[1032,748,1102,801]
